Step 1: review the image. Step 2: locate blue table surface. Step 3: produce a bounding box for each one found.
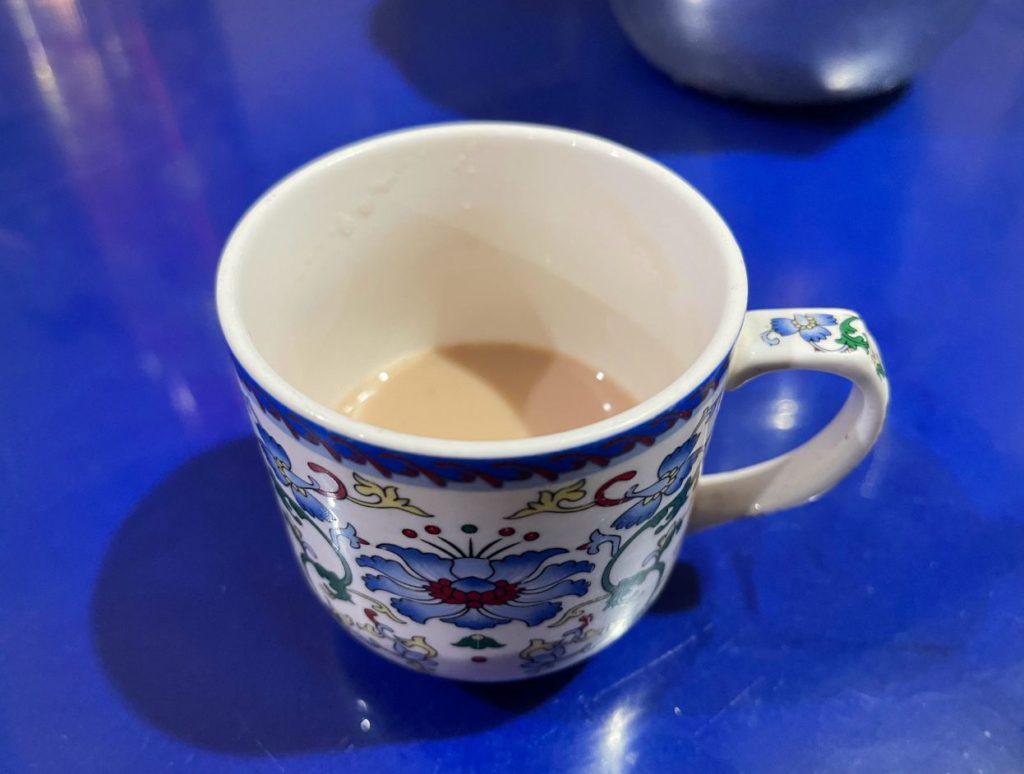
[3,1,1024,771]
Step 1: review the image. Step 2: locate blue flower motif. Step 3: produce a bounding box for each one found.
[612,436,700,529]
[257,423,332,522]
[357,546,593,629]
[522,641,568,673]
[375,624,439,671]
[579,529,621,556]
[769,313,838,343]
[331,522,364,550]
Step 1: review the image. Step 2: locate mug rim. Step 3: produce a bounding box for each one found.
[216,122,748,460]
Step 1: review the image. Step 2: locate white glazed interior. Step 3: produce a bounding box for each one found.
[217,123,747,456]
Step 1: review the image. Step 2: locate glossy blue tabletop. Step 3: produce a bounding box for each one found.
[3,1,1024,772]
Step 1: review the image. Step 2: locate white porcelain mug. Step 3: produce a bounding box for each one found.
[216,123,888,681]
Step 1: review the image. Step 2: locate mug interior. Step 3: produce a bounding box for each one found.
[218,124,746,450]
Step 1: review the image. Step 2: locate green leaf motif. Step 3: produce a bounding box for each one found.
[602,476,694,609]
[302,554,352,602]
[836,316,870,351]
[272,480,354,601]
[453,634,506,650]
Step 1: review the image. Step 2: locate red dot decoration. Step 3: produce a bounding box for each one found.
[425,525,442,535]
[498,527,515,536]
[524,532,539,541]
[471,656,487,663]
[402,528,417,538]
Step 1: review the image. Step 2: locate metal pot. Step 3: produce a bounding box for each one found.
[610,0,983,103]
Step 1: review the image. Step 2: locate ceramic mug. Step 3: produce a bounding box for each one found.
[216,123,888,681]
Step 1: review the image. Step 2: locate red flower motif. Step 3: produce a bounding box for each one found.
[427,578,523,608]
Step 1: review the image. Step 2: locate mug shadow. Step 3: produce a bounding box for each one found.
[90,437,580,755]
[370,0,906,156]
[650,561,701,615]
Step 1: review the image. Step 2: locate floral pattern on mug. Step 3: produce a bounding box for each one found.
[761,313,886,379]
[358,543,593,630]
[335,610,440,673]
[257,422,340,522]
[766,312,838,343]
[611,435,701,529]
[243,367,759,679]
[520,614,602,674]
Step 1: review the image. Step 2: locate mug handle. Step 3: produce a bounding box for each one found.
[691,308,889,531]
